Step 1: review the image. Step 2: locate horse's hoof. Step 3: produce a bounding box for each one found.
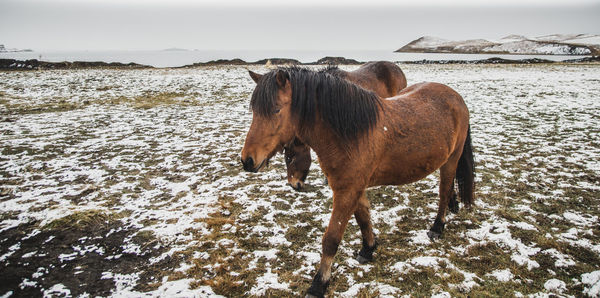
[427,230,442,240]
[306,287,325,298]
[356,239,377,264]
[357,255,373,264]
[307,272,328,298]
[448,202,459,214]
[448,194,459,214]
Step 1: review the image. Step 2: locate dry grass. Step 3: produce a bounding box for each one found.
[0,64,599,297]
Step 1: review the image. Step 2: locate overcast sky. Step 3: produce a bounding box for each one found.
[1,0,599,51]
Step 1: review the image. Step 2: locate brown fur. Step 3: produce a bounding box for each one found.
[241,68,474,297]
[286,61,407,190]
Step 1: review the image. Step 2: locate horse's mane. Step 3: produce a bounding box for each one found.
[250,66,382,144]
[319,65,344,76]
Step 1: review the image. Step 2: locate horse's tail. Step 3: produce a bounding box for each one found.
[456,125,475,208]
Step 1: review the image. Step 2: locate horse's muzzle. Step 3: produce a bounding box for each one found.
[289,180,304,191]
[241,157,256,172]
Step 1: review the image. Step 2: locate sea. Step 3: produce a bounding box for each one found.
[0,49,585,68]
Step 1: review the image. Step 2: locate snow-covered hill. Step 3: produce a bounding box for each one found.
[0,44,33,53]
[396,34,600,55]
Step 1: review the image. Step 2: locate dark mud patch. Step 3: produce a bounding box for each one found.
[0,210,171,297]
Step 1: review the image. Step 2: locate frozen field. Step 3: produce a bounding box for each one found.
[0,63,599,297]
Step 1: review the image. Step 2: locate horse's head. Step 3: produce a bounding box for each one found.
[284,139,311,190]
[241,69,296,173]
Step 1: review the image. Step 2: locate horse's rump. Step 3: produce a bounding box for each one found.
[367,82,470,187]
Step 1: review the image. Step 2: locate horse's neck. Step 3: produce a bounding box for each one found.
[297,108,386,171]
[338,70,353,81]
[297,121,346,165]
[329,68,349,80]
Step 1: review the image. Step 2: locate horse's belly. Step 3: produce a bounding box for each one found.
[368,147,449,187]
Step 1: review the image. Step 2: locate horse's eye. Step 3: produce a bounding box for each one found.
[274,109,281,114]
[285,154,294,163]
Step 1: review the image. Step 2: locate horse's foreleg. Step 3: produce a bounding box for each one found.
[354,193,377,264]
[306,190,361,298]
[428,161,458,240]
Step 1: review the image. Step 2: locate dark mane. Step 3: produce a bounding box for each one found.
[319,65,344,76]
[250,66,382,143]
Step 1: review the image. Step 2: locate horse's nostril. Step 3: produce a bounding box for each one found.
[295,182,302,190]
[242,157,254,171]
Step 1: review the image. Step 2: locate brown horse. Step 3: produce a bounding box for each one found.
[241,67,474,298]
[322,61,407,100]
[255,61,407,190]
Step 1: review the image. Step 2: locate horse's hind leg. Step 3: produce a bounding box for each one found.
[427,159,459,240]
[448,190,459,214]
[355,193,377,264]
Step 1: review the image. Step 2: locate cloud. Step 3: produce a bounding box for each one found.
[1,0,599,51]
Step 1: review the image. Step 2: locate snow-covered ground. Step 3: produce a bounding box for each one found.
[1,63,599,297]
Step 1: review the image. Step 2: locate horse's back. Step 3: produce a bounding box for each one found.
[381,82,468,153]
[388,82,469,143]
[390,82,468,117]
[350,61,407,97]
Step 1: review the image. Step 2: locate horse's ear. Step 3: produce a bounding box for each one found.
[248,70,263,84]
[275,70,288,88]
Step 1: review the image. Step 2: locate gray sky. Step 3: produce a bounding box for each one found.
[1,0,599,51]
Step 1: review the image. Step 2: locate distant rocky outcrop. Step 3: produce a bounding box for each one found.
[253,58,301,65]
[195,58,302,66]
[0,59,151,70]
[181,59,248,67]
[178,57,360,67]
[313,56,361,65]
[396,34,600,55]
[405,57,554,65]
[403,56,600,65]
[0,44,33,53]
[3,55,599,71]
[178,58,301,67]
[562,56,600,63]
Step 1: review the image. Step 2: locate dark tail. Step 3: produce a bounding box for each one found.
[456,125,475,208]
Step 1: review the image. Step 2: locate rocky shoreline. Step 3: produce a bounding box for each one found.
[1,55,599,71]
[403,56,600,64]
[0,59,152,70]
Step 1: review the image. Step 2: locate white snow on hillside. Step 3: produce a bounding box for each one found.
[483,40,591,55]
[533,33,600,45]
[399,34,599,55]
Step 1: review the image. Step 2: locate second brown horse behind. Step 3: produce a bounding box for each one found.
[251,61,407,190]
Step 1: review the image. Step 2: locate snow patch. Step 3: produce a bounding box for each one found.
[42,284,71,298]
[543,278,566,294]
[486,269,514,282]
[248,269,290,296]
[582,271,600,297]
